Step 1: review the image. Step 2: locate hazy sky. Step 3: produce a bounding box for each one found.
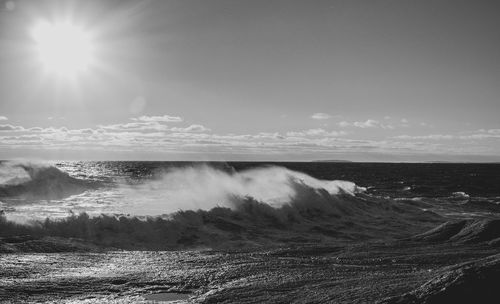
[0,0,499,161]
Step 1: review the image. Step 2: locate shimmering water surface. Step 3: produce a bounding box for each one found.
[2,161,500,303]
[1,161,500,222]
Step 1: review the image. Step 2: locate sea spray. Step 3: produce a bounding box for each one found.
[0,161,44,185]
[0,162,445,249]
[1,163,369,220]
[0,160,101,200]
[118,165,367,215]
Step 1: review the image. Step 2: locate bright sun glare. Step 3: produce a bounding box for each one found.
[31,21,94,77]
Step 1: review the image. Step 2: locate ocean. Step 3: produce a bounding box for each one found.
[2,161,500,303]
[2,161,500,215]
[1,161,500,246]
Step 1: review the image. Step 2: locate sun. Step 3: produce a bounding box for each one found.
[31,21,95,77]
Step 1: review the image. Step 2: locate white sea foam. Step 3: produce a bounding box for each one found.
[0,161,34,185]
[117,165,365,215]
[452,191,470,199]
[1,164,366,220]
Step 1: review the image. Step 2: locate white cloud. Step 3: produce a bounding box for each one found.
[394,129,500,141]
[170,124,211,133]
[338,121,351,128]
[338,119,394,129]
[98,121,169,132]
[0,124,24,131]
[286,128,346,137]
[311,113,331,120]
[479,129,500,135]
[47,116,66,121]
[99,121,211,133]
[0,116,8,121]
[255,132,285,139]
[394,134,454,140]
[354,120,380,128]
[131,115,183,122]
[2,118,499,157]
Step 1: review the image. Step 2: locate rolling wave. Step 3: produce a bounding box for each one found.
[117,165,367,215]
[0,164,442,250]
[0,161,101,200]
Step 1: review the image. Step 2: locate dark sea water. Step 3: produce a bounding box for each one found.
[53,161,500,195]
[2,161,500,304]
[1,161,500,248]
[229,162,500,198]
[1,160,498,218]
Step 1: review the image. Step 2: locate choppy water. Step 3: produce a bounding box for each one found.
[2,161,500,302]
[1,161,500,223]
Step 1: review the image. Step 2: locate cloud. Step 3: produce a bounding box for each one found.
[98,121,170,132]
[0,116,7,121]
[255,132,285,139]
[2,118,499,157]
[170,124,211,133]
[311,113,331,120]
[286,128,346,137]
[98,115,185,134]
[338,119,394,129]
[353,120,382,128]
[394,129,500,141]
[394,134,454,140]
[131,115,183,122]
[478,129,500,135]
[337,121,350,128]
[98,121,211,133]
[0,124,24,131]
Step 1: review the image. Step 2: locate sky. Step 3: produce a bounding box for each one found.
[0,0,499,161]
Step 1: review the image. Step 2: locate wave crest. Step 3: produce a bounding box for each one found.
[0,161,100,200]
[120,165,366,215]
[0,164,443,250]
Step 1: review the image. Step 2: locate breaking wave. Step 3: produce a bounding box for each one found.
[0,164,443,250]
[118,165,367,215]
[0,161,101,200]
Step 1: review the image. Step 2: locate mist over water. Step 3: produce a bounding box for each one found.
[0,161,45,185]
[119,165,365,215]
[0,161,444,249]
[1,161,499,225]
[0,161,364,221]
[2,161,500,249]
